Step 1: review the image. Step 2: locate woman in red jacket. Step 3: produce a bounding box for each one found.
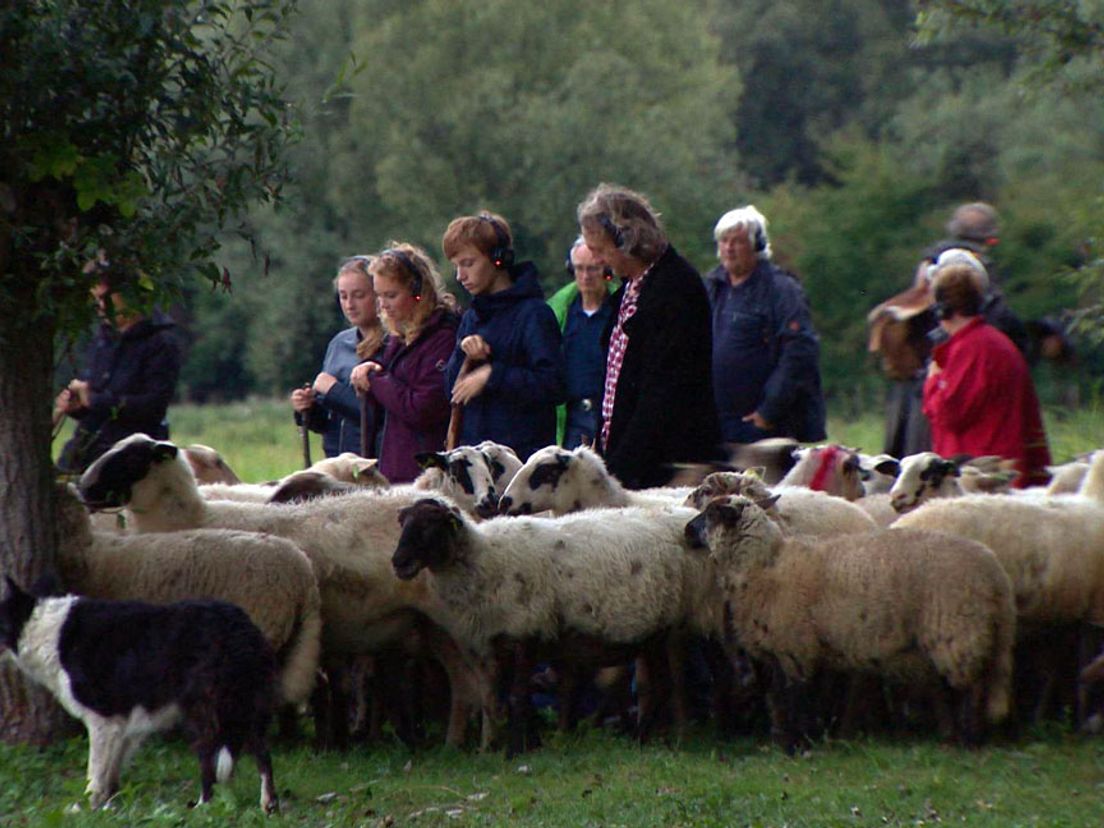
[922,259,1050,487]
[350,243,458,483]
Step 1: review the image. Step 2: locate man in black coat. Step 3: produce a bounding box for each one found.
[56,258,182,473]
[577,183,721,489]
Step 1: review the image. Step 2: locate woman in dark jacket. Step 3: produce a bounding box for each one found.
[56,263,182,473]
[442,212,565,461]
[290,256,386,458]
[350,243,458,483]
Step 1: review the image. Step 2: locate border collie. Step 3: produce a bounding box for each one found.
[0,577,279,813]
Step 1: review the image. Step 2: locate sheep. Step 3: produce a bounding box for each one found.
[885,452,964,514]
[410,446,505,518]
[777,444,865,500]
[472,440,524,492]
[683,471,877,537]
[724,437,799,485]
[683,494,1015,750]
[53,483,321,707]
[390,496,713,753]
[1046,460,1090,496]
[498,445,688,516]
[77,434,490,749]
[855,452,900,495]
[181,443,241,484]
[199,453,388,503]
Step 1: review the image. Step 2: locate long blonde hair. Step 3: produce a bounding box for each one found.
[369,242,447,345]
[335,255,386,359]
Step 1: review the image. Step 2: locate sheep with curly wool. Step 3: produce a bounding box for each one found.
[77,434,492,748]
[497,445,688,516]
[684,471,877,536]
[684,494,1015,750]
[53,483,321,707]
[391,496,716,752]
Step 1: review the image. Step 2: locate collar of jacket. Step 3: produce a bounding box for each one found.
[470,261,543,320]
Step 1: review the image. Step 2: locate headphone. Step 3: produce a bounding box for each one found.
[382,248,423,301]
[597,214,626,249]
[478,213,515,270]
[565,243,614,281]
[752,223,767,253]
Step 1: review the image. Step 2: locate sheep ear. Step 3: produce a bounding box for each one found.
[939,460,961,477]
[873,458,901,478]
[747,465,765,480]
[416,452,448,470]
[152,441,178,462]
[755,494,781,511]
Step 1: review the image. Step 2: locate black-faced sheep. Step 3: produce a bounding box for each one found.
[684,495,1015,750]
[391,497,712,753]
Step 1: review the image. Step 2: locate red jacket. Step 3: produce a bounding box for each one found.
[923,317,1050,487]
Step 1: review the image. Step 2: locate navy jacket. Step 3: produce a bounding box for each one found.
[445,263,566,460]
[58,312,182,473]
[300,327,385,457]
[706,261,826,443]
[602,246,721,488]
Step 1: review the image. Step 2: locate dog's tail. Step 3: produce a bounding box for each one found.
[216,747,234,783]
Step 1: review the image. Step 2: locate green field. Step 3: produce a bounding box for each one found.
[26,399,1104,825]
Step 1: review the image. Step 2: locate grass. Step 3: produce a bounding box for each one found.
[4,724,1104,826]
[32,398,1104,824]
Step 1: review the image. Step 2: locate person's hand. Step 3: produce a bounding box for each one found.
[460,335,492,362]
[741,411,773,431]
[927,360,942,379]
[312,372,338,395]
[451,364,492,405]
[350,362,383,394]
[54,387,80,418]
[290,384,316,412]
[67,379,91,409]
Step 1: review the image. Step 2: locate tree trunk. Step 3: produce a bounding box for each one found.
[0,278,72,744]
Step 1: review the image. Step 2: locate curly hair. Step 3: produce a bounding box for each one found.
[369,242,447,345]
[576,183,667,263]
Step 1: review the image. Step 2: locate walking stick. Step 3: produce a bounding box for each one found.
[446,355,477,451]
[360,391,371,458]
[299,383,312,469]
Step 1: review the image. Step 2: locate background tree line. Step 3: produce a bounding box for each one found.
[172,0,1103,409]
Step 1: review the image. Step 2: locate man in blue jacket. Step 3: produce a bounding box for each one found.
[56,258,182,473]
[705,206,825,445]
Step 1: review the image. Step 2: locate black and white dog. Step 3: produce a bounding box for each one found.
[0,577,279,813]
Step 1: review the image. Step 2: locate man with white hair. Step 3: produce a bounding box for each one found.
[705,205,825,444]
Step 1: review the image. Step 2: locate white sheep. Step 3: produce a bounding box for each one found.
[855,452,900,495]
[683,471,877,537]
[410,446,507,518]
[54,483,321,707]
[777,444,865,501]
[498,445,687,516]
[181,443,241,484]
[390,496,712,752]
[684,494,1015,750]
[77,434,492,749]
[1046,460,1090,496]
[885,452,964,514]
[472,440,524,492]
[199,453,388,503]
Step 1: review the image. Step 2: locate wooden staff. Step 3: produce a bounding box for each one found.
[298,383,312,468]
[445,355,477,450]
[360,391,371,458]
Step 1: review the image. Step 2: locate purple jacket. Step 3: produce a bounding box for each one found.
[368,308,459,482]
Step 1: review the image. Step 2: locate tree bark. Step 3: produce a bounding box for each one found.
[0,274,72,744]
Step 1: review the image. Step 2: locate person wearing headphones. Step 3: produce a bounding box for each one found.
[578,183,720,489]
[705,205,825,445]
[349,243,459,482]
[546,237,617,448]
[923,256,1050,488]
[442,211,565,460]
[290,255,386,459]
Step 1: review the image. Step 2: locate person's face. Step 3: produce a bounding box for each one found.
[581,227,634,278]
[717,227,758,278]
[570,244,606,293]
[373,270,418,324]
[450,244,502,296]
[336,267,378,328]
[92,282,128,325]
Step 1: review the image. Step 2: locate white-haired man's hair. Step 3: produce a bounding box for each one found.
[713,205,772,260]
[926,247,989,293]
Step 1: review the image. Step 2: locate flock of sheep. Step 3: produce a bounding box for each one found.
[57,433,1104,765]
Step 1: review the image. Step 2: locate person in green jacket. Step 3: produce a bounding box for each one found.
[547,238,617,446]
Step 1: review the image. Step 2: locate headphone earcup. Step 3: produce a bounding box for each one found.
[564,246,575,276]
[754,226,766,253]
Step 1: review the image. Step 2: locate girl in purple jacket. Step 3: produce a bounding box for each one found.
[350,243,458,483]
